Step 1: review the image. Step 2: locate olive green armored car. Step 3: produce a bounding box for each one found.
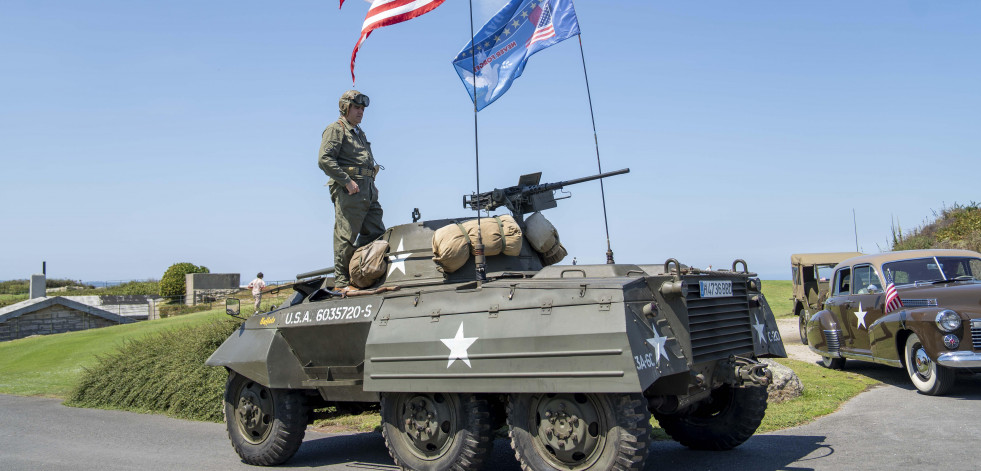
[207,169,787,471]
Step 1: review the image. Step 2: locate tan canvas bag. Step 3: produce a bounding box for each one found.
[349,239,390,288]
[461,215,523,256]
[432,223,471,273]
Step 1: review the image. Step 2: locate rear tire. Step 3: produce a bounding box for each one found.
[380,392,493,471]
[508,393,650,471]
[797,307,808,345]
[653,385,767,451]
[905,333,956,396]
[224,372,308,466]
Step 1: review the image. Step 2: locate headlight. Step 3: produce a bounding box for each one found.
[936,310,962,332]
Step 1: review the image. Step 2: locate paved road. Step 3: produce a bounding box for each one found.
[4,365,981,471]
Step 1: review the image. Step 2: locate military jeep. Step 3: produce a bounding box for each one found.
[791,252,862,345]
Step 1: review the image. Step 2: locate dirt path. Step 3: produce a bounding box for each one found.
[776,317,821,363]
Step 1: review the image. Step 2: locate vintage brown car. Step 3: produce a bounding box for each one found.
[806,249,981,395]
[791,252,862,345]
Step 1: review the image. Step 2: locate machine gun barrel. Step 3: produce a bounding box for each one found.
[464,168,629,215]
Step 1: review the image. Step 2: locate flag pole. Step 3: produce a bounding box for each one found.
[468,0,486,282]
[577,35,615,264]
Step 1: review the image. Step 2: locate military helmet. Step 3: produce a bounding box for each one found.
[339,90,370,116]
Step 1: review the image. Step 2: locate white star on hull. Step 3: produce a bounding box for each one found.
[387,238,412,276]
[646,329,670,366]
[441,323,478,368]
[752,314,768,344]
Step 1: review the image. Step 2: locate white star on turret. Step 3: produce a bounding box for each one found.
[854,303,868,329]
[646,329,670,366]
[387,238,412,276]
[441,323,478,368]
[752,314,768,344]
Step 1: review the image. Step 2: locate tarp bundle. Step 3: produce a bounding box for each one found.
[525,212,567,265]
[349,239,390,288]
[432,215,522,273]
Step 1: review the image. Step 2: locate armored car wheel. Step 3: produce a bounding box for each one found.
[507,393,651,471]
[223,372,308,466]
[653,384,767,451]
[380,392,493,471]
[905,333,956,396]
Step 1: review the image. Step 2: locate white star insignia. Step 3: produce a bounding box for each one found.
[646,329,670,366]
[387,238,412,276]
[441,323,478,368]
[752,314,768,344]
[854,302,868,329]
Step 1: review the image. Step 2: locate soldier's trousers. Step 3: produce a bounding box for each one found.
[330,178,385,287]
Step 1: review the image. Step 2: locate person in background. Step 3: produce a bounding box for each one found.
[247,272,266,312]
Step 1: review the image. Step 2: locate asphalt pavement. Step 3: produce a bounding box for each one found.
[4,365,981,471]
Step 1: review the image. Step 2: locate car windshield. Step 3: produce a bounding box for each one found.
[881,256,981,285]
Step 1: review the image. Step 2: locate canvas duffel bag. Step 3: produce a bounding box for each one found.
[524,211,558,253]
[349,239,390,288]
[432,223,471,273]
[461,215,523,257]
[542,240,567,266]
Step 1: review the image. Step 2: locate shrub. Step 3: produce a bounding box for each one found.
[65,317,242,421]
[893,203,981,253]
[159,262,209,298]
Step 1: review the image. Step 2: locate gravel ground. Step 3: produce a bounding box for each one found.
[776,316,821,363]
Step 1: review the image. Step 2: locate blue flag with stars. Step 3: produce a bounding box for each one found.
[453,0,580,111]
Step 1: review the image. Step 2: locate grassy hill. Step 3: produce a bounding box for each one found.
[893,202,981,252]
[0,309,227,396]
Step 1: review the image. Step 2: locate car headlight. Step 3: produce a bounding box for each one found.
[936,310,962,332]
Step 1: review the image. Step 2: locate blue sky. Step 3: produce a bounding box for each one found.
[1,0,979,283]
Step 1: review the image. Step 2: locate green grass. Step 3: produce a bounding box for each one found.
[762,280,793,318]
[0,293,29,308]
[0,309,227,397]
[756,358,879,432]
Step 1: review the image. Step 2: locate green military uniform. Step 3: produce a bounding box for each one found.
[318,117,384,288]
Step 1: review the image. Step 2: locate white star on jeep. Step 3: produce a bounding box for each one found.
[854,303,868,329]
[646,329,669,366]
[441,323,478,368]
[752,314,768,344]
[387,238,412,276]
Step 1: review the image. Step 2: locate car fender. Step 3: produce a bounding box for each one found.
[805,309,840,353]
[205,324,309,388]
[870,308,948,363]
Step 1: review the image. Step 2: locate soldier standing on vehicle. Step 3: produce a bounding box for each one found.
[318,90,384,293]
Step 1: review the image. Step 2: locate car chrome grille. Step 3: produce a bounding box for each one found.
[972,326,981,350]
[901,298,938,307]
[684,278,754,364]
[824,330,841,352]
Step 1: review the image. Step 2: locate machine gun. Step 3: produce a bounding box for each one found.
[463,168,629,218]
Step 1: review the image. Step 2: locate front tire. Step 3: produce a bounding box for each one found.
[223,372,308,466]
[654,385,767,451]
[905,333,956,396]
[508,393,650,471]
[380,392,493,471]
[820,355,846,370]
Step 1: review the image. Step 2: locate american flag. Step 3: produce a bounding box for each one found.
[528,1,556,48]
[884,281,903,313]
[350,0,447,83]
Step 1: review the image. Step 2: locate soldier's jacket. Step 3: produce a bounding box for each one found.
[318,118,377,186]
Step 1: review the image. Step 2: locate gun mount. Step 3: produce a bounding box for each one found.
[463,168,629,217]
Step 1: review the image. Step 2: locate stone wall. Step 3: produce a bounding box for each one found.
[0,304,120,342]
[186,273,240,305]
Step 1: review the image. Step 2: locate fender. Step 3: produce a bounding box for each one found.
[206,324,309,388]
[870,308,949,362]
[805,309,840,353]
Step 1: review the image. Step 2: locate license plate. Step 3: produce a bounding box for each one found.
[699,280,733,298]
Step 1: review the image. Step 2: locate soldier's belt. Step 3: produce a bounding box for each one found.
[345,166,377,179]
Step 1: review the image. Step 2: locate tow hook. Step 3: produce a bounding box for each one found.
[732,357,772,387]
